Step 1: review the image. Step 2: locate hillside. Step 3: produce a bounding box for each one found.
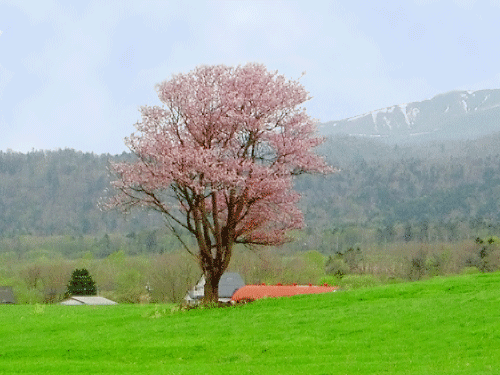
[319,89,500,144]
[0,149,163,236]
[1,133,500,242]
[297,132,500,229]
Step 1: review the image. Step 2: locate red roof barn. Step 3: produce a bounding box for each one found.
[231,284,338,302]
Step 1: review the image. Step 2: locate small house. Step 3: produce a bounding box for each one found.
[60,296,118,306]
[184,272,245,304]
[0,286,16,304]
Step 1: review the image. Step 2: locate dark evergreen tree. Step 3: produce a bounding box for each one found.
[66,268,97,296]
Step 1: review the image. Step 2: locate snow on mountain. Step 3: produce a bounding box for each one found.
[318,89,500,143]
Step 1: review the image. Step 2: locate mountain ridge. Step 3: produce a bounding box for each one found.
[318,88,500,143]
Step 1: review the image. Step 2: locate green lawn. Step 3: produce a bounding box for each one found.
[1,272,500,374]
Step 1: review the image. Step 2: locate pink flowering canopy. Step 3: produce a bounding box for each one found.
[108,63,331,290]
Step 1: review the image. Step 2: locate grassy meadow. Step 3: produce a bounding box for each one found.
[1,272,500,375]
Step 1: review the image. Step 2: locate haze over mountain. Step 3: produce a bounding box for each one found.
[319,89,500,144]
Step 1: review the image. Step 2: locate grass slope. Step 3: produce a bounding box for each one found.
[1,272,500,374]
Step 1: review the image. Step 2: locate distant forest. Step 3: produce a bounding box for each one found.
[300,133,500,228]
[0,149,161,236]
[1,133,500,257]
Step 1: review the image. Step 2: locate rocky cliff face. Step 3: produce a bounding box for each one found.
[319,89,500,143]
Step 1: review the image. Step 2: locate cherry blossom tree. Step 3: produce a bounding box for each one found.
[107,63,331,302]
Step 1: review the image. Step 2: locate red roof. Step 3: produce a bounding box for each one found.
[231,284,338,302]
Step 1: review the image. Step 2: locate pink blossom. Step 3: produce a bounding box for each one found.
[106,63,332,302]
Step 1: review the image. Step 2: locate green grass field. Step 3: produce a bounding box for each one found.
[1,272,500,375]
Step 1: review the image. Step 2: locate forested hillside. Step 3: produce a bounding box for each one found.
[1,132,500,250]
[298,133,500,229]
[0,149,162,236]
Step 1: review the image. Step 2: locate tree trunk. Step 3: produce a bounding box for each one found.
[203,270,220,304]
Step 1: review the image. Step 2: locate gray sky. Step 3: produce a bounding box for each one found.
[1,0,499,154]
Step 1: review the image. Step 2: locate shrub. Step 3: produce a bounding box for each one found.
[343,247,364,272]
[425,254,444,277]
[467,236,500,273]
[406,251,427,281]
[325,257,350,278]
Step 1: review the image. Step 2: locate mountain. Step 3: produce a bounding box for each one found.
[318,89,500,143]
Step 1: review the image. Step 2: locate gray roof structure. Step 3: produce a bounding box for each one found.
[60,296,118,305]
[185,272,245,304]
[0,286,16,304]
[219,273,245,298]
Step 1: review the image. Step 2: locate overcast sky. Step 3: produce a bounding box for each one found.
[1,0,499,154]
